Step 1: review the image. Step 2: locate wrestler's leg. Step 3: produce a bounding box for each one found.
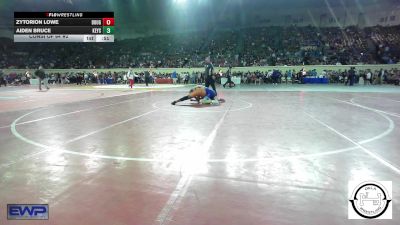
[171,96,190,105]
[190,96,201,103]
[200,96,219,105]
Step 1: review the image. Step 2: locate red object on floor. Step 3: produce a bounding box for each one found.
[155,78,173,84]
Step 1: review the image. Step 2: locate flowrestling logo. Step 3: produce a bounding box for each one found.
[7,204,49,220]
[348,181,392,219]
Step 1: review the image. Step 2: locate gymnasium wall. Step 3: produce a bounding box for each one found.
[4,64,400,75]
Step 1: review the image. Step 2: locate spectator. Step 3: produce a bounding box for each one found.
[171,71,177,84]
[0,70,6,87]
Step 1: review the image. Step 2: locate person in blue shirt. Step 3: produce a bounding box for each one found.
[171,71,177,84]
[171,85,219,105]
[271,70,280,85]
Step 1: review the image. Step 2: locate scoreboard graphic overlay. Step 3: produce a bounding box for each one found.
[14,12,114,42]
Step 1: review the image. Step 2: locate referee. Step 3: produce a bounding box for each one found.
[204,56,216,95]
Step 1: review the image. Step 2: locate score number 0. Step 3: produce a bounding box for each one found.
[102,18,114,26]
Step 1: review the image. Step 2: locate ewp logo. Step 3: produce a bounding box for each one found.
[7,204,49,220]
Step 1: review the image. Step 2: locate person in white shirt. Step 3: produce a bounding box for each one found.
[267,70,273,81]
[127,67,134,88]
[321,70,327,78]
[84,73,89,85]
[23,71,30,85]
[123,73,128,84]
[93,70,99,84]
[366,70,372,85]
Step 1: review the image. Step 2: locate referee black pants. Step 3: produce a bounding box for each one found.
[205,77,217,95]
